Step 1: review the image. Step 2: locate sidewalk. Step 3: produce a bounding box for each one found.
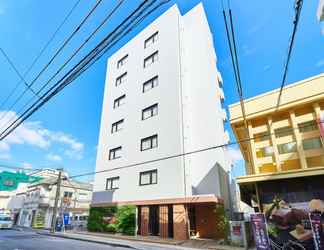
[38,230,246,250]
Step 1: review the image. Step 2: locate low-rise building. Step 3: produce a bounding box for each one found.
[229,73,324,212]
[18,172,92,229]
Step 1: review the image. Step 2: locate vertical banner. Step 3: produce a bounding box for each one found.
[309,212,324,250]
[251,213,271,250]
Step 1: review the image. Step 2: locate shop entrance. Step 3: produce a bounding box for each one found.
[149,205,159,236]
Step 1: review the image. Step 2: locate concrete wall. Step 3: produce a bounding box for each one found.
[180,3,230,198]
[94,5,185,202]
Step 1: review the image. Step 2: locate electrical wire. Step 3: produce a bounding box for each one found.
[0,0,81,120]
[0,0,126,134]
[1,120,322,180]
[276,0,303,109]
[0,0,164,140]
[66,119,324,180]
[0,48,39,98]
[0,0,102,128]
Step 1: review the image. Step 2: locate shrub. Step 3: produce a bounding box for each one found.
[87,206,117,232]
[116,205,136,235]
[105,223,117,233]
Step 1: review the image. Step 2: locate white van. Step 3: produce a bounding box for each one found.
[0,214,13,229]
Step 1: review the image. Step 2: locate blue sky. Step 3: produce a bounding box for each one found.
[0,0,323,181]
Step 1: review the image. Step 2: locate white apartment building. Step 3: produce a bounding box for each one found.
[93,3,231,240]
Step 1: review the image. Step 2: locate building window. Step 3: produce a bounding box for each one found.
[274,126,293,138]
[115,72,127,86]
[144,51,158,68]
[277,142,297,154]
[254,131,270,142]
[114,95,125,108]
[144,31,158,48]
[64,192,73,198]
[302,137,323,150]
[256,146,273,158]
[111,119,124,133]
[141,134,158,151]
[109,146,122,160]
[139,169,157,185]
[106,177,120,190]
[142,104,158,120]
[117,54,128,68]
[298,120,318,133]
[143,76,158,93]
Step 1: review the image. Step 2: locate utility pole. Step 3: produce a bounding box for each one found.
[50,168,63,233]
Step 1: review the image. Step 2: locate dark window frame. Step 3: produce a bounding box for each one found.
[142,75,158,93]
[140,134,158,151]
[109,146,122,160]
[111,119,124,133]
[117,54,128,68]
[139,169,157,186]
[144,51,158,68]
[115,72,127,86]
[113,94,126,108]
[106,176,120,190]
[142,103,158,120]
[144,31,158,49]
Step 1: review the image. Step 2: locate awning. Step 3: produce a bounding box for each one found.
[91,194,223,207]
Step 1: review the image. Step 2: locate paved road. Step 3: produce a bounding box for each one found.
[0,229,131,250]
[0,229,196,250]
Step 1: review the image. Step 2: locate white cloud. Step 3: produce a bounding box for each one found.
[263,65,271,71]
[47,153,62,162]
[227,146,244,163]
[0,111,84,160]
[316,59,324,68]
[40,130,84,160]
[21,162,33,169]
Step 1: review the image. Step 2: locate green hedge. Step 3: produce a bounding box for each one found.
[87,205,136,235]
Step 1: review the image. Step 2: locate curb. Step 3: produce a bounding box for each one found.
[74,231,184,246]
[37,232,137,249]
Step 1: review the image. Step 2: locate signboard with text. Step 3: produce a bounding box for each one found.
[309,212,324,250]
[250,213,271,250]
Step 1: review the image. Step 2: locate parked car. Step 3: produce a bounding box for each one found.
[0,214,13,229]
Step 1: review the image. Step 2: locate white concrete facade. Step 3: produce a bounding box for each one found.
[93,3,231,206]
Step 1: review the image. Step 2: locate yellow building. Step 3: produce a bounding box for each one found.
[229,73,324,211]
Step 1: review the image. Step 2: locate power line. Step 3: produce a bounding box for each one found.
[0,164,43,172]
[0,0,102,129]
[1,120,321,181]
[5,0,126,127]
[0,0,166,141]
[0,48,39,97]
[276,0,303,109]
[67,120,324,180]
[0,0,126,134]
[0,0,81,116]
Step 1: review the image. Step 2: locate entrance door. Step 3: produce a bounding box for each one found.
[188,205,197,237]
[168,205,174,238]
[149,205,159,236]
